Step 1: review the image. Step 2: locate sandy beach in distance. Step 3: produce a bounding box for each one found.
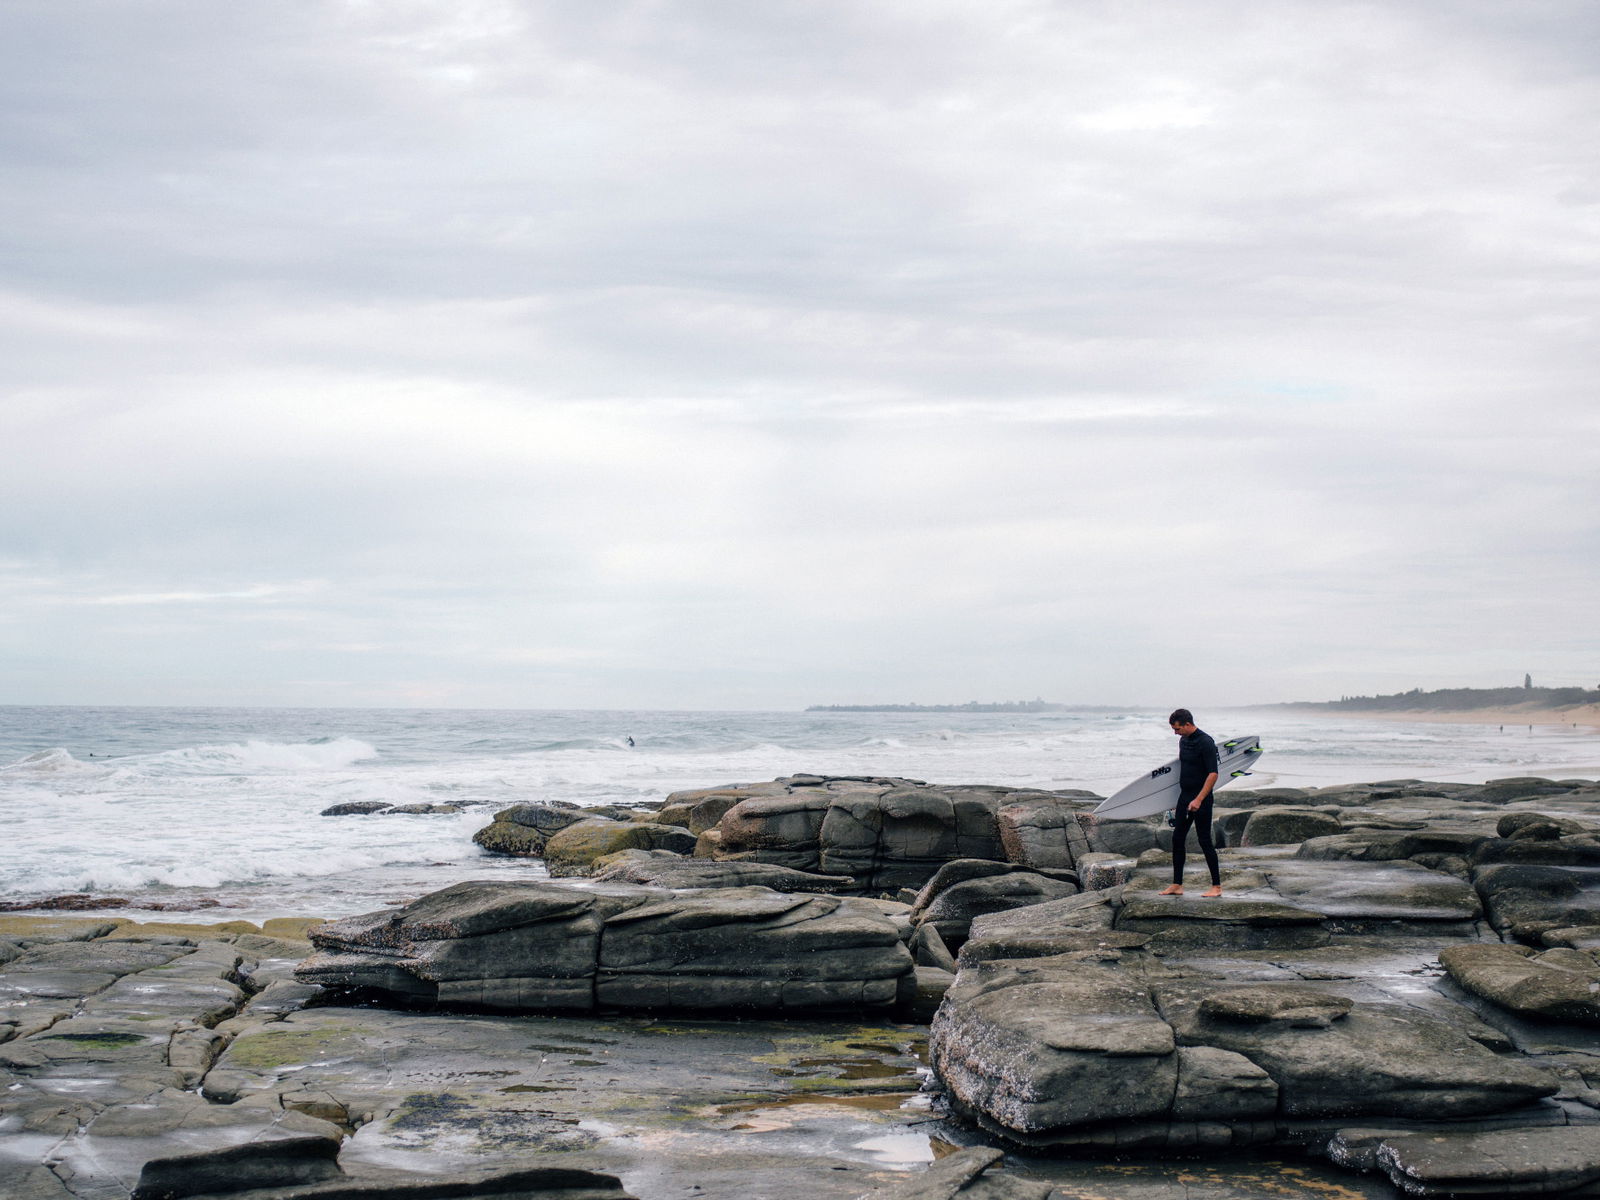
[1292,702,1600,729]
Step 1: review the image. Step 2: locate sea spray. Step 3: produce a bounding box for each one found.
[1,706,1593,921]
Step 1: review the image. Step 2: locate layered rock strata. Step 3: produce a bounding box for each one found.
[691,775,1099,893]
[0,920,637,1200]
[0,916,928,1200]
[917,774,1600,1198]
[295,879,915,1013]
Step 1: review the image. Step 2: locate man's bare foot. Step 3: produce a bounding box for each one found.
[1158,885,1183,896]
[1202,885,1223,898]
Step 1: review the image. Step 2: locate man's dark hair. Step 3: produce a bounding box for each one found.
[1169,708,1194,726]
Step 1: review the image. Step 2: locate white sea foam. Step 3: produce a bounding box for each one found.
[139,737,380,773]
[0,748,112,778]
[1,707,1594,920]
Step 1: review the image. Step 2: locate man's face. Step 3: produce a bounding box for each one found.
[1171,721,1195,736]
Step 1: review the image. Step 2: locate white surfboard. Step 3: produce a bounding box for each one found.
[1092,735,1264,820]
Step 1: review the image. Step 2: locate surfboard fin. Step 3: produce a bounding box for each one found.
[1230,770,1253,778]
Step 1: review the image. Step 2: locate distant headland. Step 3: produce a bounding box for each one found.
[806,704,1068,713]
[806,699,1121,713]
[1263,682,1600,728]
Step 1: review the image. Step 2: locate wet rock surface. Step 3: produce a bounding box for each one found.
[590,850,855,893]
[909,860,1080,951]
[853,1145,1052,1199]
[918,774,1600,1195]
[542,819,700,876]
[1439,941,1600,1023]
[499,775,1103,896]
[1364,1125,1600,1197]
[207,1005,938,1196]
[295,879,915,1014]
[0,914,953,1200]
[13,773,1600,1198]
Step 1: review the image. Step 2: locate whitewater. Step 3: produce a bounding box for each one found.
[2,705,1595,923]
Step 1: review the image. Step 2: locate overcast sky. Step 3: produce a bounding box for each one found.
[2,0,1597,711]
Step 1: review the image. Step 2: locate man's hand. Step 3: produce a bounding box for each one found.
[1189,772,1219,812]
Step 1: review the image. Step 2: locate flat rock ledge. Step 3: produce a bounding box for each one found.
[2,914,936,1200]
[931,951,1559,1148]
[918,794,1600,1197]
[0,917,601,1200]
[1440,941,1600,1023]
[1330,1125,1600,1198]
[296,879,916,1013]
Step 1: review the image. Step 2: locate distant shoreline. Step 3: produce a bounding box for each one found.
[1277,702,1600,729]
[804,702,1132,714]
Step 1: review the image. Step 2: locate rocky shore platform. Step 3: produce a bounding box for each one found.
[6,772,1600,1198]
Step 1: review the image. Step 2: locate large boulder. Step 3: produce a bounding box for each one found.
[297,880,642,1009]
[968,887,1122,943]
[1239,807,1342,847]
[1498,812,1591,839]
[470,803,585,857]
[1439,942,1600,1023]
[471,821,547,856]
[818,787,1003,892]
[910,860,1079,950]
[1478,779,1589,805]
[541,819,698,877]
[597,887,912,1010]
[994,794,1094,869]
[295,880,913,1014]
[1088,821,1160,858]
[662,783,788,834]
[716,792,835,871]
[1472,863,1600,942]
[320,801,393,816]
[930,949,1557,1144]
[703,777,1048,893]
[968,856,1479,955]
[648,802,695,829]
[930,956,1179,1133]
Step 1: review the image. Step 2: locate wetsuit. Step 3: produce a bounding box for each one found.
[1172,727,1221,886]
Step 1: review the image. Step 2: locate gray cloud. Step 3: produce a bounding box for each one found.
[1,0,1597,708]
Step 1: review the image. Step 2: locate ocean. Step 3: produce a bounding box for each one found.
[2,705,1595,923]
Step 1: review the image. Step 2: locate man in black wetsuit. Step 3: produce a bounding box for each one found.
[1158,708,1222,898]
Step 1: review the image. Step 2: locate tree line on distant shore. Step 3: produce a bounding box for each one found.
[806,700,1074,713]
[1290,685,1600,712]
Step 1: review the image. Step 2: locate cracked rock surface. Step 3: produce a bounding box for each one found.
[921,774,1600,1195]
[11,772,1600,1199]
[295,879,916,1013]
[0,915,945,1200]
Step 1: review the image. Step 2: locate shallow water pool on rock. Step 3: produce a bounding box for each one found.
[206,1006,947,1200]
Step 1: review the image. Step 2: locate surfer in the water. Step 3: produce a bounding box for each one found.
[1158,709,1223,898]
